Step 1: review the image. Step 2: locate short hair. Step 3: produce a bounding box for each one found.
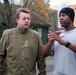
[16,8,31,19]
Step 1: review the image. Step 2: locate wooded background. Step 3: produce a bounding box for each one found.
[0,0,53,29]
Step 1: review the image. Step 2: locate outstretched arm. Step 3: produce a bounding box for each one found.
[42,31,55,58]
[52,32,76,53]
[42,40,54,58]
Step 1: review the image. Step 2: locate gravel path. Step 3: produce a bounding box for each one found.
[46,60,54,75]
[36,60,54,75]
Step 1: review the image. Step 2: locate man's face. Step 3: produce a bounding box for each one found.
[59,13,72,28]
[16,12,31,29]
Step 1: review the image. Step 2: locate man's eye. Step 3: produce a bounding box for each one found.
[22,18,30,20]
[22,18,26,20]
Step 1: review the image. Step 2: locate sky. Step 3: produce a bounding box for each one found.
[49,0,76,10]
[0,0,76,10]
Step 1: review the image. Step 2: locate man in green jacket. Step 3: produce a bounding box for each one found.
[0,8,46,75]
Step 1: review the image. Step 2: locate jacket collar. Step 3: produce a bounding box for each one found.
[17,26,29,34]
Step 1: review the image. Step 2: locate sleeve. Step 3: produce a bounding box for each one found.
[36,33,46,75]
[0,30,8,74]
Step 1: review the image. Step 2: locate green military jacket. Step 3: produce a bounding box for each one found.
[0,27,46,75]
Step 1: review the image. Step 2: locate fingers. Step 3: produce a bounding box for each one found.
[55,30,65,34]
[47,34,53,38]
[47,30,65,43]
[55,31,61,35]
[48,31,55,41]
[60,36,65,38]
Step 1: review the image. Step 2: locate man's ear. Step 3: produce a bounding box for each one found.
[16,18,18,23]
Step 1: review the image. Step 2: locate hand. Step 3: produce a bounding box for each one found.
[52,32,61,41]
[47,31,55,42]
[48,31,65,43]
[54,30,65,35]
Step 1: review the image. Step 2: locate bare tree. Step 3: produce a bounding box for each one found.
[0,0,52,29]
[23,0,36,8]
[0,0,16,29]
[3,0,12,28]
